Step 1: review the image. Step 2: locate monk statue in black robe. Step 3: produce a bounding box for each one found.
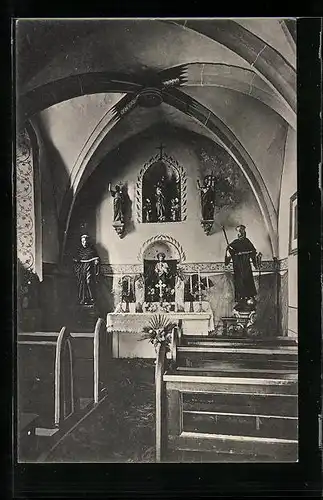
[224,225,261,310]
[73,234,100,305]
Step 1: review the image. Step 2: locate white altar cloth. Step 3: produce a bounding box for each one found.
[107,310,215,335]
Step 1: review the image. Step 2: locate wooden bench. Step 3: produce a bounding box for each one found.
[17,326,78,433]
[71,318,111,407]
[156,334,298,463]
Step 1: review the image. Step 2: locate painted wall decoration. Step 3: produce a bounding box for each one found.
[196,145,247,235]
[136,146,187,223]
[16,128,36,271]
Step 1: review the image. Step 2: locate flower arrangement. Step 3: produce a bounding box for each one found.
[143,302,158,312]
[141,314,177,350]
[159,302,173,313]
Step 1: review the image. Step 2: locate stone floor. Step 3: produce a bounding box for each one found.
[46,359,156,463]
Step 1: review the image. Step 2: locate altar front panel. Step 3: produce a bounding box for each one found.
[107,311,214,358]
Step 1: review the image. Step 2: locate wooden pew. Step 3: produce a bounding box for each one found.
[17,326,78,434]
[156,331,298,463]
[71,318,110,408]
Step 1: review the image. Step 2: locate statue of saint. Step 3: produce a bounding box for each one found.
[224,225,260,309]
[155,182,166,222]
[170,197,180,221]
[197,175,216,221]
[143,198,152,222]
[73,235,100,305]
[154,252,169,284]
[109,183,124,223]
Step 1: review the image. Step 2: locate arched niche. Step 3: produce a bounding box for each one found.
[139,235,185,303]
[136,151,187,223]
[138,234,186,263]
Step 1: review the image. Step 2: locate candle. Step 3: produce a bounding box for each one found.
[198,270,202,302]
[120,272,123,298]
[128,276,130,294]
[189,274,193,294]
[206,276,209,289]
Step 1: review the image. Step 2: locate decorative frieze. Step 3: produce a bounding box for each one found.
[101,263,143,276]
[101,260,278,276]
[279,257,288,271]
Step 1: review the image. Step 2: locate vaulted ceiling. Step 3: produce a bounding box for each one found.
[16,18,296,257]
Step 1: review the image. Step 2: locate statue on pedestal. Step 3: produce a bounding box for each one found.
[223,225,261,312]
[134,275,145,312]
[109,182,125,237]
[155,182,166,222]
[175,275,185,312]
[73,234,100,306]
[197,175,216,219]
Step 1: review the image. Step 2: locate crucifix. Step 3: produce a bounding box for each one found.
[156,143,165,160]
[155,280,166,302]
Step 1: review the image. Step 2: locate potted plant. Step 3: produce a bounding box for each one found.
[140,314,177,355]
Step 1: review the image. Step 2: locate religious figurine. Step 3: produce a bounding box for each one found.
[154,252,169,284]
[109,182,125,237]
[223,225,261,311]
[143,198,153,222]
[170,197,180,221]
[109,183,124,222]
[134,275,145,312]
[155,182,166,222]
[73,234,100,306]
[174,274,185,312]
[197,175,216,234]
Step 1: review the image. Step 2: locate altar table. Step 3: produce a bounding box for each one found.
[106,311,214,358]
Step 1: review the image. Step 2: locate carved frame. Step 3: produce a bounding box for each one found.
[136,151,187,223]
[137,234,186,263]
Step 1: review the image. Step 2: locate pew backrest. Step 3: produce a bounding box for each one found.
[93,318,108,403]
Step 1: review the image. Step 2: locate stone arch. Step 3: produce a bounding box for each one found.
[136,151,187,223]
[138,235,186,263]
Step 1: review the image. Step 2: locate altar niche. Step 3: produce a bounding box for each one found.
[142,160,181,223]
[144,255,177,303]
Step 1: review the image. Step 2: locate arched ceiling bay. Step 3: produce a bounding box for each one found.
[234,19,296,67]
[17,19,251,95]
[18,18,296,260]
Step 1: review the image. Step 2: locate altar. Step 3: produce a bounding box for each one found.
[107,309,214,358]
